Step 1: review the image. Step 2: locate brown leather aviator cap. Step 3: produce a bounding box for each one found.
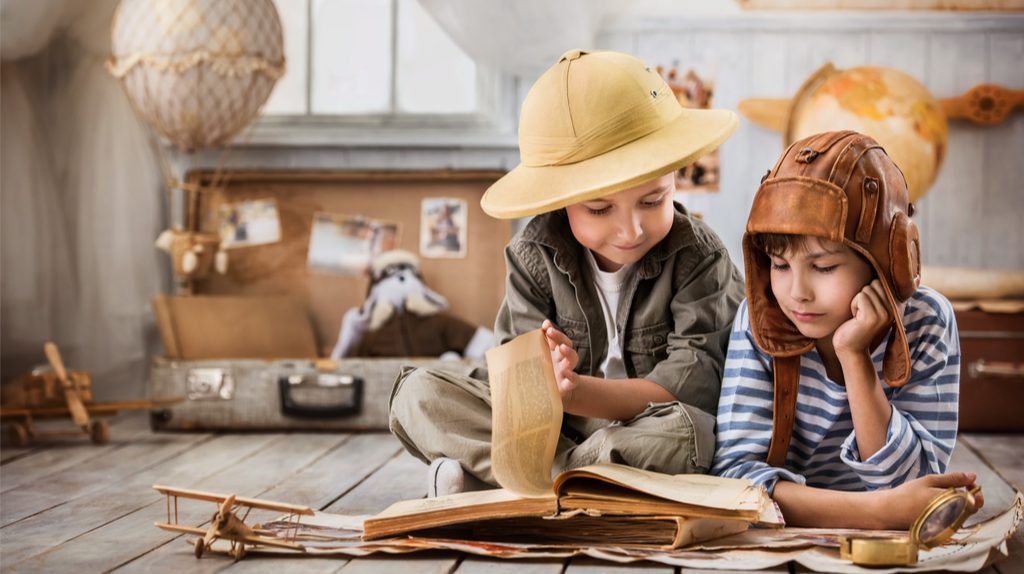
[743,130,922,388]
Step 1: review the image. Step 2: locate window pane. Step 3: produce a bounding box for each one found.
[263,0,309,115]
[311,0,392,114]
[395,0,477,114]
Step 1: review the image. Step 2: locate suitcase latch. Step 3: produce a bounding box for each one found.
[187,368,235,401]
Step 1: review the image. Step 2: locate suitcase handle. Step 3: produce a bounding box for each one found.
[277,375,364,419]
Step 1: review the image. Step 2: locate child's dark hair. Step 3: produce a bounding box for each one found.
[752,233,876,278]
[750,233,815,257]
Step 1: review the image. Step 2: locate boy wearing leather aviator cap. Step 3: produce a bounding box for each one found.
[712,130,982,528]
[389,49,745,496]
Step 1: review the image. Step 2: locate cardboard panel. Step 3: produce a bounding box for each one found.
[152,294,319,359]
[187,170,511,356]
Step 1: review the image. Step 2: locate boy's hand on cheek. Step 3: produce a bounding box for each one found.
[834,279,892,359]
[541,320,579,402]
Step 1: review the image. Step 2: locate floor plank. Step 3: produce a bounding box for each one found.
[455,556,566,574]
[325,450,463,573]
[0,427,1019,572]
[962,434,1024,491]
[337,553,463,573]
[0,414,151,493]
[323,448,428,515]
[0,433,281,570]
[0,446,33,464]
[564,557,674,572]
[955,435,1024,574]
[81,433,354,574]
[948,438,1020,525]
[1,427,211,527]
[216,433,408,574]
[996,533,1024,574]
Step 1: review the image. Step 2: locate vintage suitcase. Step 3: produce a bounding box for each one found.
[149,169,509,431]
[955,306,1024,432]
[149,356,481,431]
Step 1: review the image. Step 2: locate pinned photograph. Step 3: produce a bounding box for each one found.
[658,65,721,192]
[218,198,282,248]
[420,197,467,259]
[307,212,401,276]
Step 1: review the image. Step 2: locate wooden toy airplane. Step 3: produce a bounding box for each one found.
[0,342,181,447]
[153,485,315,560]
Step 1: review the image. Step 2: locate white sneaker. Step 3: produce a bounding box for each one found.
[427,458,489,497]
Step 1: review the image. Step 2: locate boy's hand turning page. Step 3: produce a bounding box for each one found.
[487,329,563,497]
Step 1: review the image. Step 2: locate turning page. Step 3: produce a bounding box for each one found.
[487,329,563,497]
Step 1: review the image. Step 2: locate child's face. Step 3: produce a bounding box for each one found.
[768,237,874,341]
[565,173,675,272]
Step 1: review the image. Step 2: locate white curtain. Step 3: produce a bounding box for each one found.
[0,61,76,379]
[1,0,165,398]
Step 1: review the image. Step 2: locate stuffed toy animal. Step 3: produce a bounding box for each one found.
[330,250,493,359]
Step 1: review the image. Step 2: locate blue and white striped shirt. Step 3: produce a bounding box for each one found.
[711,286,960,494]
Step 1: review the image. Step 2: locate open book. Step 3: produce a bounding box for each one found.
[364,329,781,548]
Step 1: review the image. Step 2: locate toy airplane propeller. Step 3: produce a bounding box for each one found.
[153,485,315,560]
[1,342,182,447]
[43,342,91,432]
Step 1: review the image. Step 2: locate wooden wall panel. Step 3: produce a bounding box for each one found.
[622,18,1022,272]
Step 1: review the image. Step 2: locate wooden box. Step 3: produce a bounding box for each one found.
[955,308,1024,432]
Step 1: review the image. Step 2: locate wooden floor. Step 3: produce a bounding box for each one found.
[1,413,1021,574]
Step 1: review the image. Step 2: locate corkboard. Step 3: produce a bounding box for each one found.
[186,170,511,356]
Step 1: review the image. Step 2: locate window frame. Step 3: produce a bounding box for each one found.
[246,0,517,148]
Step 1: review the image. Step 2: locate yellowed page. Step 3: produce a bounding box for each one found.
[554,463,767,516]
[487,329,563,497]
[362,488,557,540]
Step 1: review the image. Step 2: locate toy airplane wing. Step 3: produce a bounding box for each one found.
[154,522,306,551]
[153,485,315,515]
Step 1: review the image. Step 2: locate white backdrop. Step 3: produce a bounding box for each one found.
[1,0,164,398]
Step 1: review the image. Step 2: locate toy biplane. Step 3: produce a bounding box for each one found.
[153,485,314,560]
[0,342,181,447]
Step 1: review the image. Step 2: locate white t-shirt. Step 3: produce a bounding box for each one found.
[585,249,632,380]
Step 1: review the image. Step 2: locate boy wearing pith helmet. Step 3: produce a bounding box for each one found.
[712,130,982,529]
[389,49,745,496]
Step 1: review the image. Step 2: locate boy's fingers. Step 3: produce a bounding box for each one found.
[560,343,578,365]
[543,324,571,347]
[926,472,977,488]
[865,284,886,314]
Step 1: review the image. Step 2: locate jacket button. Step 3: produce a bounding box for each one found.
[654,335,665,345]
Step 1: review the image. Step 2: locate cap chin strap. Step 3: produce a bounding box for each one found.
[766,355,801,467]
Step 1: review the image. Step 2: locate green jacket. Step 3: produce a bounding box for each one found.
[495,203,744,416]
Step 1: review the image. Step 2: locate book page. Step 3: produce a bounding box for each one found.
[487,329,563,497]
[361,489,557,540]
[553,463,766,516]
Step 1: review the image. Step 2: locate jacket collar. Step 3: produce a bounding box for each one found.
[521,202,697,279]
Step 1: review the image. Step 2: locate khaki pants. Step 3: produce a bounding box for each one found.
[388,366,717,485]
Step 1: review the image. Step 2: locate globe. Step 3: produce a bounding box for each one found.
[786,64,948,203]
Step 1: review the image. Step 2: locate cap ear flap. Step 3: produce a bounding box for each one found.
[889,212,921,301]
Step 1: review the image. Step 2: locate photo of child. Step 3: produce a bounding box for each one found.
[659,65,721,192]
[420,197,467,259]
